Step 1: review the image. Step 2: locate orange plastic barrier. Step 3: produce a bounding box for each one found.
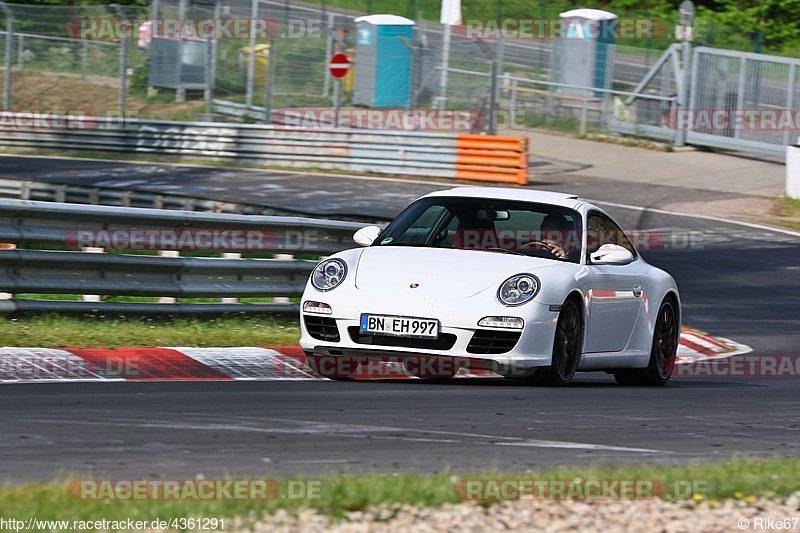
[455,134,528,185]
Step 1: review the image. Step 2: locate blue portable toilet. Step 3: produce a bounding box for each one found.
[557,9,617,98]
[353,14,415,108]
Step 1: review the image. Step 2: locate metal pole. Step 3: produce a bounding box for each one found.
[207,0,221,114]
[675,41,691,147]
[580,97,588,135]
[410,39,419,110]
[205,38,213,115]
[81,40,88,77]
[16,33,22,70]
[110,4,127,120]
[220,5,229,76]
[0,2,13,111]
[246,0,257,106]
[263,38,275,124]
[600,43,614,127]
[333,78,342,127]
[174,0,186,102]
[734,56,747,139]
[539,0,546,72]
[436,22,451,110]
[148,0,159,95]
[546,34,557,125]
[509,78,517,127]
[487,38,503,134]
[323,13,334,97]
[784,65,796,147]
[398,34,418,110]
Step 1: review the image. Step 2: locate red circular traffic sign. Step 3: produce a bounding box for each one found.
[329,53,350,79]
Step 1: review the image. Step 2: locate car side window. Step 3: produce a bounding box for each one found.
[586,213,637,258]
[392,205,449,245]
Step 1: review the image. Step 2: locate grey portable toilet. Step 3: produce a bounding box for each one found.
[148,38,208,91]
[556,8,617,97]
[353,14,415,108]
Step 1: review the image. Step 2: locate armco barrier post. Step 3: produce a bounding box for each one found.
[157,250,180,304]
[0,242,13,300]
[220,252,241,304]
[81,247,105,302]
[273,253,294,303]
[787,142,800,200]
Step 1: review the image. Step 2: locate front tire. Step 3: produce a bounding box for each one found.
[614,299,678,386]
[542,297,583,386]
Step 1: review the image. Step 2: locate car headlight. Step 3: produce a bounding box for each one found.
[311,258,347,291]
[498,274,540,306]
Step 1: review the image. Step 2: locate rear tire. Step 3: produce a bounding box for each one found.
[542,297,583,386]
[614,299,678,386]
[306,354,358,380]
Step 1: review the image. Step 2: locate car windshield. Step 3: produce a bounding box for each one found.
[375,197,583,263]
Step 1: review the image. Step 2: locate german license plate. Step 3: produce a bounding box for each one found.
[359,314,439,339]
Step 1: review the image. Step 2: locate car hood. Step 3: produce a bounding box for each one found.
[354,246,564,298]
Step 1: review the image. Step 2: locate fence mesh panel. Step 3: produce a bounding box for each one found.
[0,1,795,155]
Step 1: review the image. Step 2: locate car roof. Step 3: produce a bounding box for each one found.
[421,187,585,210]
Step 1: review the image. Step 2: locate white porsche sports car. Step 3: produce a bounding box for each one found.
[300,187,681,386]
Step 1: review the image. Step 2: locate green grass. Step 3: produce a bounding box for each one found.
[0,457,798,529]
[756,196,800,232]
[0,316,300,348]
[775,196,800,230]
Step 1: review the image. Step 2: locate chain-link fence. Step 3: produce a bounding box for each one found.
[0,1,689,125]
[0,0,796,155]
[0,1,334,120]
[0,3,147,116]
[0,0,672,126]
[689,48,800,150]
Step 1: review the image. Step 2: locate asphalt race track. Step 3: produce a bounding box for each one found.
[1,155,799,482]
[0,154,759,220]
[3,377,798,481]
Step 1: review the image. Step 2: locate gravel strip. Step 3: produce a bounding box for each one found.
[243,493,800,533]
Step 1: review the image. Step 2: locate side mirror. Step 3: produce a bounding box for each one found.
[590,244,634,265]
[353,225,382,247]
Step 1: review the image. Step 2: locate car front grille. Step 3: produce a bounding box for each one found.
[304,315,340,342]
[467,329,521,354]
[347,327,458,351]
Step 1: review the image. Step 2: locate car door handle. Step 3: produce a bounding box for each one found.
[632,284,642,298]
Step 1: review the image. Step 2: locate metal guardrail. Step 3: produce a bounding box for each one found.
[0,199,366,316]
[0,250,313,297]
[0,117,529,184]
[0,199,360,254]
[0,178,389,223]
[0,178,263,214]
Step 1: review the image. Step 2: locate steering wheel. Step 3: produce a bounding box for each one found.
[519,240,567,259]
[519,240,551,250]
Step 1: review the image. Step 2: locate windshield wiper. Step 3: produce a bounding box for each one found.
[477,247,527,256]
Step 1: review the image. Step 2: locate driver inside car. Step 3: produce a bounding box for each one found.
[538,213,580,262]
